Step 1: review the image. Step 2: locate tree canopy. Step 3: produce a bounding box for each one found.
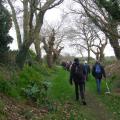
[98,0,120,20]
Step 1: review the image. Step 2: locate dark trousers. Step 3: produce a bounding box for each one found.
[74,82,85,101]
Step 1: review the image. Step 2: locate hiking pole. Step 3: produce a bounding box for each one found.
[105,80,110,94]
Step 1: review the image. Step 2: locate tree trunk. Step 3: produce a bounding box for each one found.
[99,50,104,62]
[23,0,29,45]
[108,23,120,60]
[8,0,22,50]
[109,38,120,59]
[53,51,59,64]
[47,52,53,68]
[87,47,90,63]
[34,39,42,62]
[16,43,30,69]
[34,11,45,62]
[15,0,35,69]
[96,53,100,60]
[47,43,54,68]
[53,52,57,64]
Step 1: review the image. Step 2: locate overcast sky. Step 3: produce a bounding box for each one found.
[9,0,115,57]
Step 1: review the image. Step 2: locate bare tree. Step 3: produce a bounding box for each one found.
[41,13,67,67]
[7,0,64,68]
[66,15,98,63]
[90,34,108,61]
[41,24,65,67]
[65,11,108,62]
[52,31,64,64]
[73,0,120,60]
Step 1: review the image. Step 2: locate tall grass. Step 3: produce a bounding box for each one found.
[0,63,52,103]
[47,67,74,102]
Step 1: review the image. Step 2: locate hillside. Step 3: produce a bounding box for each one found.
[0,62,120,119]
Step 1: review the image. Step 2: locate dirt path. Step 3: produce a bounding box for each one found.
[85,92,114,120]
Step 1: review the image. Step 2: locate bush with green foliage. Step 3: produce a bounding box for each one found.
[98,0,120,20]
[20,64,52,105]
[0,2,13,63]
[0,63,52,106]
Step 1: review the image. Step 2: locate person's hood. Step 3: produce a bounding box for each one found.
[74,61,79,65]
[74,58,80,65]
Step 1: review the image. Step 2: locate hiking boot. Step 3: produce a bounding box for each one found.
[82,101,87,105]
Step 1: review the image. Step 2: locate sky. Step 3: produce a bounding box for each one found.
[8,0,115,58]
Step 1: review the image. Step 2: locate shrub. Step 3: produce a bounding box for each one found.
[0,63,52,106]
[0,2,13,64]
[22,81,48,105]
[18,64,51,105]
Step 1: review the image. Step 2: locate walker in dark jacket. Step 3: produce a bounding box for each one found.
[92,61,106,94]
[70,58,86,105]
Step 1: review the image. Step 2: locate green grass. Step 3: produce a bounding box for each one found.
[48,67,74,102]
[0,63,53,102]
[43,67,102,120]
[0,64,120,120]
[43,68,120,120]
[100,94,120,120]
[86,74,120,120]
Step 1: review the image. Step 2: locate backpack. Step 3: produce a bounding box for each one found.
[75,64,84,79]
[95,64,101,74]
